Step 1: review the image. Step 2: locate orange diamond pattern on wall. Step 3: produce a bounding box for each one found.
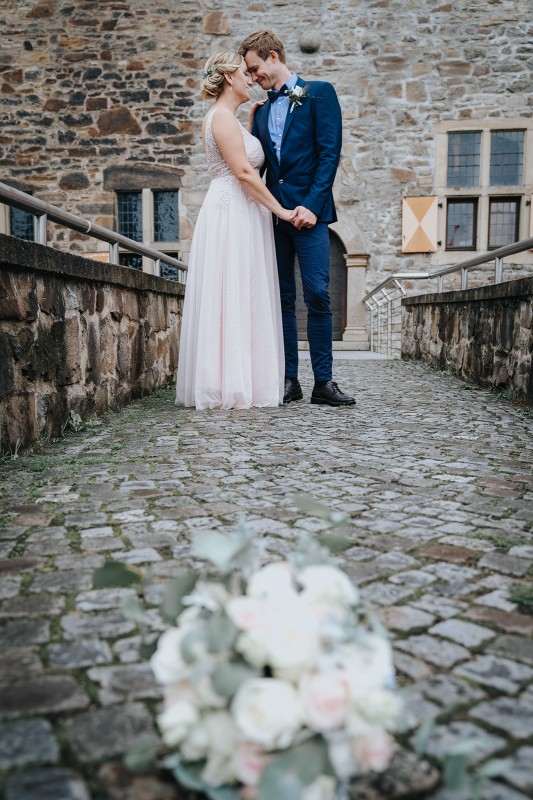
[402,196,438,253]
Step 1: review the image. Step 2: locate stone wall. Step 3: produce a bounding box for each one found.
[401,277,533,403]
[0,0,531,284]
[0,234,183,451]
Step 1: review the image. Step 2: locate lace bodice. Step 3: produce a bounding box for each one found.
[204,107,265,179]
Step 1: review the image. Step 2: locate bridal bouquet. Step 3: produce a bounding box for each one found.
[138,499,402,800]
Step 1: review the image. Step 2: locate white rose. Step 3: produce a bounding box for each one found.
[157,699,198,746]
[301,774,337,800]
[236,630,269,669]
[232,678,302,750]
[199,711,239,787]
[299,565,358,608]
[262,599,320,674]
[353,689,403,730]
[150,627,189,686]
[247,562,297,601]
[341,634,395,697]
[299,669,351,732]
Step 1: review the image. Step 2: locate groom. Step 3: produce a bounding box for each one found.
[239,31,355,407]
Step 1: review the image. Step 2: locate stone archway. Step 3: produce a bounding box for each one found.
[295,229,347,341]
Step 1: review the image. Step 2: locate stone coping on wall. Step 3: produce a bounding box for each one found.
[0,233,185,298]
[402,276,533,307]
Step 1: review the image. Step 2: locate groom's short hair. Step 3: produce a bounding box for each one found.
[238,30,286,63]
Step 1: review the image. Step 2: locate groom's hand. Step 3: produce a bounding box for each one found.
[293,206,317,229]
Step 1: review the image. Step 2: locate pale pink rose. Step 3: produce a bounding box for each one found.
[226,596,266,631]
[352,728,394,773]
[299,670,351,732]
[233,742,271,786]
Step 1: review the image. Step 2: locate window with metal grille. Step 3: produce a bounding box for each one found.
[119,253,143,271]
[10,207,34,241]
[154,191,179,242]
[490,130,524,186]
[447,132,481,188]
[446,199,478,250]
[117,192,142,241]
[488,197,520,249]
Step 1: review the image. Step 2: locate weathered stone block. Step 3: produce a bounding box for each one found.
[202,11,231,35]
[0,271,37,321]
[96,106,141,135]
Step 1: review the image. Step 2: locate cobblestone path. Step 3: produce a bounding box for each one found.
[1,358,532,800]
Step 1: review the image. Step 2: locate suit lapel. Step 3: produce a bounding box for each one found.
[281,76,306,148]
[256,102,277,161]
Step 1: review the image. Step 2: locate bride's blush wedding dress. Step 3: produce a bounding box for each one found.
[176,107,284,410]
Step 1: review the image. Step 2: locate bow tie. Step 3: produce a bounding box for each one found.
[267,85,288,102]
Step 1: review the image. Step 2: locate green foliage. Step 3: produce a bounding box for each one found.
[93,561,142,588]
[0,438,23,462]
[161,574,200,623]
[61,410,85,435]
[259,738,333,800]
[123,739,159,774]
[191,524,257,574]
[291,494,347,526]
[211,661,258,699]
[206,613,237,654]
[509,583,533,615]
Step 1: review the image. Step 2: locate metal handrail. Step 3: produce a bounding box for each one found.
[0,181,187,280]
[364,235,533,356]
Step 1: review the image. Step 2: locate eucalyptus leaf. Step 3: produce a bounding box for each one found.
[291,494,332,522]
[161,574,199,622]
[180,627,206,664]
[172,759,209,791]
[139,638,158,660]
[211,661,259,698]
[206,613,237,654]
[120,595,149,624]
[192,532,237,572]
[93,561,141,588]
[259,738,331,800]
[477,758,513,779]
[123,739,158,774]
[413,716,436,757]
[443,752,468,790]
[206,786,241,800]
[317,531,351,553]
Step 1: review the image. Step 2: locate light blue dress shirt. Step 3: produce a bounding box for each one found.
[268,72,298,163]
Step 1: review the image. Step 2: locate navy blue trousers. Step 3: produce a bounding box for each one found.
[274,220,333,382]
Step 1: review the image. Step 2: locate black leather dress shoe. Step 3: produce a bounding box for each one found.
[283,377,303,404]
[311,380,356,406]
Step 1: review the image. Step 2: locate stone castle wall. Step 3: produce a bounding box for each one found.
[401,277,533,403]
[0,234,183,451]
[0,0,532,285]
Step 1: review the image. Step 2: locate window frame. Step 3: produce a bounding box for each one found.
[115,187,180,274]
[445,197,478,252]
[432,119,533,262]
[487,195,521,251]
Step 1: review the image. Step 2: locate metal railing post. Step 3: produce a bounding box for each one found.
[154,258,161,277]
[495,256,503,284]
[109,242,119,264]
[461,268,468,290]
[35,213,47,245]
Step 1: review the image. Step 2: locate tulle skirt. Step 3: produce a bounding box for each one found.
[176,175,284,410]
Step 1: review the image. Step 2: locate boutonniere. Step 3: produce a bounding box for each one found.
[285,84,309,113]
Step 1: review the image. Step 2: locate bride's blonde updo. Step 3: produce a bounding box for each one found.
[200,50,243,100]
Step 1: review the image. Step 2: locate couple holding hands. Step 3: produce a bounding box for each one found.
[176,30,355,411]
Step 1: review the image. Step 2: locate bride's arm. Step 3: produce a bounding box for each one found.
[211,108,294,222]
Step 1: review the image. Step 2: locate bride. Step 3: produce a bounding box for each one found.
[176,51,296,410]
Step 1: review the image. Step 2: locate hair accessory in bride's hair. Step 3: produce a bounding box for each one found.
[201,66,217,79]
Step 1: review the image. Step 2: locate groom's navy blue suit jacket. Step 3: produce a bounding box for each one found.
[251,77,342,224]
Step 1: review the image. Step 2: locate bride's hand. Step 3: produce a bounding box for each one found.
[277,208,297,223]
[248,100,266,131]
